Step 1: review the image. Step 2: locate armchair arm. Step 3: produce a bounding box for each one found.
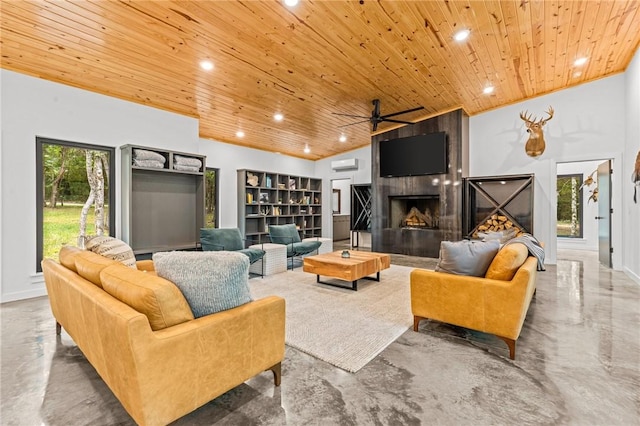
[129,296,285,416]
[136,260,155,272]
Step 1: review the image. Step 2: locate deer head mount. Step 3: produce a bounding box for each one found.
[519,106,554,157]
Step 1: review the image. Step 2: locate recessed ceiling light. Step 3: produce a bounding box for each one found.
[574,57,588,66]
[573,71,583,78]
[453,29,470,42]
[483,86,494,94]
[339,134,347,142]
[273,113,284,122]
[199,60,214,71]
[236,131,245,138]
[303,145,310,154]
[284,0,299,6]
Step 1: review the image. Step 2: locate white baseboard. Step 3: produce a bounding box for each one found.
[624,267,640,286]
[1,287,48,304]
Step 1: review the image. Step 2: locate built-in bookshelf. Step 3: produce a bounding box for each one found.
[121,145,206,257]
[237,169,322,245]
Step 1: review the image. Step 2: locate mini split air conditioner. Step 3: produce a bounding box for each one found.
[330,158,358,171]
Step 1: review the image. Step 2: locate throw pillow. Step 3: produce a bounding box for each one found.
[153,251,252,318]
[435,239,500,277]
[85,235,137,269]
[485,242,528,281]
[100,264,194,331]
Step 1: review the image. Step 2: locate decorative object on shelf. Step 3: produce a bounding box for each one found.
[259,192,269,203]
[519,106,554,157]
[341,250,350,258]
[247,193,253,204]
[278,183,286,189]
[247,172,259,187]
[633,150,640,203]
[289,179,296,190]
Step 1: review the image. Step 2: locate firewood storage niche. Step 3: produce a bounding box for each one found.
[462,174,534,238]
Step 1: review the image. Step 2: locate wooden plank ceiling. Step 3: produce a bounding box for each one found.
[2,1,639,160]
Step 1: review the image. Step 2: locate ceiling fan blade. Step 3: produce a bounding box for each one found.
[338,119,371,128]
[331,112,371,119]
[372,121,379,132]
[380,106,425,119]
[382,118,414,124]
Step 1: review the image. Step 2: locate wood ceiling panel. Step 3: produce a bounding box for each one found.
[1,0,638,159]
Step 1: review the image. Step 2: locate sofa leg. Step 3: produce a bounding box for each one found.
[497,336,516,360]
[268,362,282,386]
[413,316,424,332]
[56,321,61,335]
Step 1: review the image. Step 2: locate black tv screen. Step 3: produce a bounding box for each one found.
[379,132,448,177]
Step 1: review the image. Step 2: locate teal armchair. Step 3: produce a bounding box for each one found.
[200,228,265,277]
[268,224,321,270]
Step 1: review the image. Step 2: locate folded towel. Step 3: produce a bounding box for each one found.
[503,233,545,271]
[174,155,202,168]
[133,149,166,163]
[173,164,201,172]
[133,159,165,169]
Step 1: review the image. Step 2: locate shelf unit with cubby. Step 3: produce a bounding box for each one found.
[238,169,322,245]
[121,145,206,257]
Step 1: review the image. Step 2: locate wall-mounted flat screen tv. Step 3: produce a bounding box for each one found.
[379,131,448,177]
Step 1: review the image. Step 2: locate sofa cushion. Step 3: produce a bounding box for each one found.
[485,242,529,281]
[85,235,137,269]
[74,250,119,288]
[153,251,252,318]
[435,240,500,277]
[100,264,194,331]
[59,245,82,272]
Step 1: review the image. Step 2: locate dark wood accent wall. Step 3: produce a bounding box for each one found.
[371,109,468,258]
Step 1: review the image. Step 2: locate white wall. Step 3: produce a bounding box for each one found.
[556,161,602,251]
[623,49,640,283]
[469,74,627,269]
[0,70,198,302]
[314,146,372,237]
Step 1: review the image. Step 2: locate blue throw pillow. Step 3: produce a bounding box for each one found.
[435,240,500,277]
[153,251,252,318]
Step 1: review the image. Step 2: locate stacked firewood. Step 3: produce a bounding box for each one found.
[472,214,524,238]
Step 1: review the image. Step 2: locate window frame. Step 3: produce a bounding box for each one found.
[556,173,584,239]
[36,137,116,272]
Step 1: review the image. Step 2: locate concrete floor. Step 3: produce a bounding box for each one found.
[1,247,639,425]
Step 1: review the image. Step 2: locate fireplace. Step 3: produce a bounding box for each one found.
[389,196,440,229]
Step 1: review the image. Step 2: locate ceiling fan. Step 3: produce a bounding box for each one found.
[332,99,424,131]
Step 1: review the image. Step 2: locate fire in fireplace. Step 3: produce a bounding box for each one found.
[389,196,440,229]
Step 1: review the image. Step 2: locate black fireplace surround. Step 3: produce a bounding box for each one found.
[371,109,467,258]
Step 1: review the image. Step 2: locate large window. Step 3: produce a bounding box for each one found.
[204,168,219,228]
[36,138,115,271]
[557,174,583,238]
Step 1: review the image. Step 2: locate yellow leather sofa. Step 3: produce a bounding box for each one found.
[410,242,538,360]
[41,246,285,426]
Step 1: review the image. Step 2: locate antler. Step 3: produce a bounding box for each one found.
[539,106,554,125]
[519,110,534,125]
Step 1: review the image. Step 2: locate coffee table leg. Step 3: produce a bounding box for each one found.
[316,275,358,291]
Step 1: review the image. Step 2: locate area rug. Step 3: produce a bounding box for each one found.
[249,264,414,373]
